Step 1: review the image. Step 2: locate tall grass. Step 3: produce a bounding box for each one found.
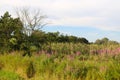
[0,43,120,80]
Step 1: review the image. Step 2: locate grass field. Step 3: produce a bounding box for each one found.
[0,43,120,80]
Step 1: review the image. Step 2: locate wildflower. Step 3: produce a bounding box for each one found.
[76,51,81,56]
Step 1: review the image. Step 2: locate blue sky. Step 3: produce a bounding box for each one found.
[42,26,120,42]
[0,0,120,42]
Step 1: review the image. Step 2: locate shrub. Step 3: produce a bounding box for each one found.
[26,61,35,78]
[0,62,4,70]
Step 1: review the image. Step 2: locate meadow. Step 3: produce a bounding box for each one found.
[0,43,120,80]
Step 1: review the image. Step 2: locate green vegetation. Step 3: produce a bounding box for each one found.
[26,61,35,78]
[0,43,120,80]
[0,11,120,80]
[0,11,89,54]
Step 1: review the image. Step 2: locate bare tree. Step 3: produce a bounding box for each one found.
[15,8,47,36]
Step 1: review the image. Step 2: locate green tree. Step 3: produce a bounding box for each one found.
[46,32,60,43]
[30,30,46,48]
[68,36,77,43]
[95,37,109,45]
[95,39,102,44]
[77,38,89,44]
[15,8,48,56]
[102,37,109,43]
[0,12,23,52]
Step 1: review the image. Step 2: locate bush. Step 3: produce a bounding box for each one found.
[0,62,4,70]
[26,61,35,78]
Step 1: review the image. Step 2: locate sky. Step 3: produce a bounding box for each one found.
[0,0,120,42]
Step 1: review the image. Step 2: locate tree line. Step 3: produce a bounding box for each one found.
[0,11,89,54]
[0,9,119,54]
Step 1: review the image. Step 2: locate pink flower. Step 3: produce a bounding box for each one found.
[76,51,81,56]
[46,53,51,57]
[67,55,74,60]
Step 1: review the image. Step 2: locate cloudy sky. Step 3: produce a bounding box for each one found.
[0,0,120,42]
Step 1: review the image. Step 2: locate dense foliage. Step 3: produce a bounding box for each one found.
[0,12,24,52]
[0,43,120,80]
[95,37,119,45]
[0,12,89,54]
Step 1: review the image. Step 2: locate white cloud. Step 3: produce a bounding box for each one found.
[0,0,120,31]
